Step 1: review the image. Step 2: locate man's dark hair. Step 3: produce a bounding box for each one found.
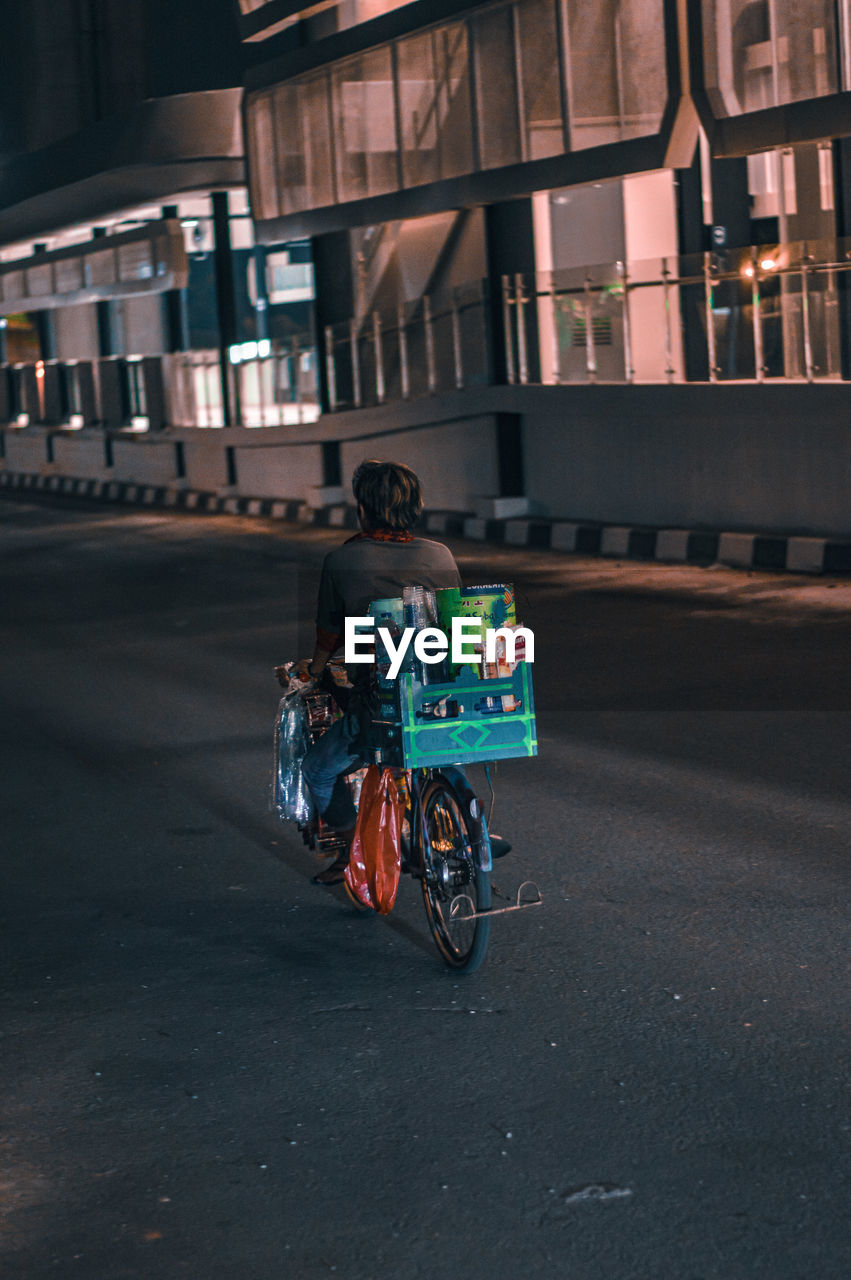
[352,459,423,531]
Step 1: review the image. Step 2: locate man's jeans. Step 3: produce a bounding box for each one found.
[301,711,363,829]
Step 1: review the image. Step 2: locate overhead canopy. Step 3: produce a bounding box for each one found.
[0,90,245,249]
[0,221,189,312]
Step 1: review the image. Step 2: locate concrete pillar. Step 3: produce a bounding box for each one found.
[831,139,851,380]
[33,244,56,362]
[161,205,189,352]
[676,145,710,381]
[252,244,270,343]
[709,158,753,379]
[485,199,539,385]
[312,230,355,414]
[212,190,240,426]
[92,228,119,357]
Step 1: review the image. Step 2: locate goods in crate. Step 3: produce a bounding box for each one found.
[367,583,536,769]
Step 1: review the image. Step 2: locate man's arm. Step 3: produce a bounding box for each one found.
[277,554,343,683]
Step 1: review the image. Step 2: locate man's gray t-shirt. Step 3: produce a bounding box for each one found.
[316,535,461,645]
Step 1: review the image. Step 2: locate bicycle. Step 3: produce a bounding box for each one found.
[277,657,539,974]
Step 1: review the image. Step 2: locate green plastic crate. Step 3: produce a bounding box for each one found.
[375,662,537,769]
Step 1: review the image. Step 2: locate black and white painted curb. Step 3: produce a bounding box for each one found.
[1,469,849,575]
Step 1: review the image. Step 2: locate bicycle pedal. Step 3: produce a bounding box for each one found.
[489,835,512,859]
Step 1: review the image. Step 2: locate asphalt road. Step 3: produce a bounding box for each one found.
[1,494,849,1280]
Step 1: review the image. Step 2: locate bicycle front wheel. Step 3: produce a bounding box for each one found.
[417,774,491,973]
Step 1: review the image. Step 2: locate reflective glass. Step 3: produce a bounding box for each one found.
[472,6,521,169]
[566,0,667,149]
[270,84,305,215]
[398,31,441,186]
[437,23,474,179]
[246,95,279,219]
[301,74,335,210]
[331,47,399,202]
[702,0,839,116]
[517,0,564,160]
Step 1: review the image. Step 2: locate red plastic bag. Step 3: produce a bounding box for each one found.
[344,766,404,915]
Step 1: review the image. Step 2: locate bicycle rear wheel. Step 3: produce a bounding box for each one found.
[417,774,491,973]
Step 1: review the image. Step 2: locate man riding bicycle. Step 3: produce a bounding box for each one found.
[281,459,461,885]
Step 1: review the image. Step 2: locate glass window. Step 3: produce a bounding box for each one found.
[300,73,336,210]
[397,22,474,186]
[270,84,306,215]
[437,23,474,179]
[702,0,838,117]
[472,6,521,169]
[247,92,282,219]
[398,31,441,187]
[565,0,667,149]
[516,0,564,160]
[331,47,399,202]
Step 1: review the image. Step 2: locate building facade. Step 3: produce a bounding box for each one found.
[0,1,850,538]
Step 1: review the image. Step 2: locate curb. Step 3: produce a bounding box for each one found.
[1,470,849,575]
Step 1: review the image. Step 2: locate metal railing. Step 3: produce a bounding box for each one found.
[165,338,321,428]
[504,239,851,385]
[324,279,490,411]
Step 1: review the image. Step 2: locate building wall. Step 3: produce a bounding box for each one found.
[5,384,848,537]
[517,384,851,536]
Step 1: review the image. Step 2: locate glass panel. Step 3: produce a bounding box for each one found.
[331,47,398,202]
[566,0,667,149]
[54,257,84,293]
[3,270,25,304]
[437,23,474,179]
[271,84,306,215]
[808,262,842,378]
[26,263,53,296]
[398,31,440,187]
[702,0,838,116]
[117,241,154,282]
[776,2,838,101]
[302,0,417,39]
[454,279,490,385]
[86,248,116,287]
[398,24,474,187]
[246,92,280,221]
[398,299,431,398]
[472,7,521,169]
[301,74,335,209]
[516,0,564,160]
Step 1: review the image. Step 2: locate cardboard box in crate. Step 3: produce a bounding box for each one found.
[375,662,536,769]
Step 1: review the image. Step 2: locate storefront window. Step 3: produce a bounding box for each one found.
[565,0,667,149]
[702,0,839,117]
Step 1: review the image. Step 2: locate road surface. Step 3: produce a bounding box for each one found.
[1,494,849,1279]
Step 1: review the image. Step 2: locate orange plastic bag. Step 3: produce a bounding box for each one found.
[344,765,404,915]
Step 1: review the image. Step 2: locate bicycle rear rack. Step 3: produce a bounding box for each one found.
[449,880,542,922]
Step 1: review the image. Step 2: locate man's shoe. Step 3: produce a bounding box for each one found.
[489,835,512,859]
[311,855,349,886]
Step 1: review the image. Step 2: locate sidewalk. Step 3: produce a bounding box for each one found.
[1,467,850,574]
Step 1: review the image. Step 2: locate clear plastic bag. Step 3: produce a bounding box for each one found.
[271,693,314,824]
